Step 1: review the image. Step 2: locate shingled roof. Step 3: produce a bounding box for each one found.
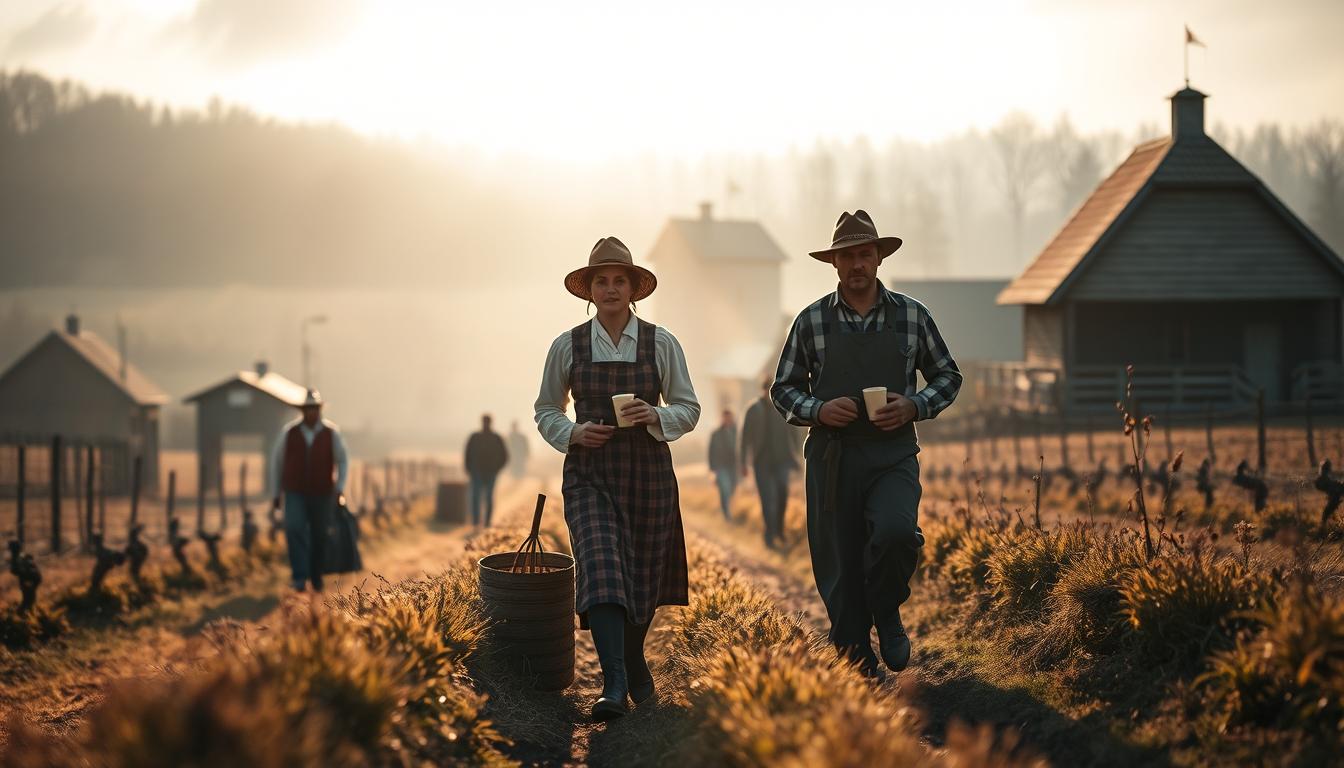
[652,208,788,264]
[998,87,1343,305]
[183,367,307,407]
[0,324,170,406]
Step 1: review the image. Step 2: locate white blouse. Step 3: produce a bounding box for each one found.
[533,314,701,454]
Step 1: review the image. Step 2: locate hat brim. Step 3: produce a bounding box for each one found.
[565,264,658,302]
[808,236,903,262]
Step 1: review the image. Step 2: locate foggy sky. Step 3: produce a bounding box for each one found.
[1,0,1342,156]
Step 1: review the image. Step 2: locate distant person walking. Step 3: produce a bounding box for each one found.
[742,379,799,548]
[772,210,961,680]
[464,414,509,527]
[708,409,739,520]
[268,389,349,593]
[535,236,700,721]
[507,420,531,480]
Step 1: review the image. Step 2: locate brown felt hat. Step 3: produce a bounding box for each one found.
[809,209,903,262]
[564,236,658,302]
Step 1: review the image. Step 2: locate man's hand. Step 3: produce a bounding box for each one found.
[337,493,346,507]
[873,393,918,431]
[271,495,281,510]
[619,397,659,426]
[818,397,860,428]
[571,421,616,449]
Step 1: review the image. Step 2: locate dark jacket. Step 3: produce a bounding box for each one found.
[465,430,509,478]
[708,424,738,472]
[742,397,799,469]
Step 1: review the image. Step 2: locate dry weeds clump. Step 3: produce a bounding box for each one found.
[0,603,67,650]
[1119,546,1273,667]
[986,525,1092,619]
[666,541,1039,768]
[944,524,999,593]
[1032,532,1146,660]
[1,568,516,767]
[1200,575,1344,737]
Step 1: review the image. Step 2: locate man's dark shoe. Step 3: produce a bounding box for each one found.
[877,613,912,672]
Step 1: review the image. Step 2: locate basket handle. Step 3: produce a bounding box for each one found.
[529,494,546,538]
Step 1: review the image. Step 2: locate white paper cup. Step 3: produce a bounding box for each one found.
[862,387,888,420]
[612,393,636,427]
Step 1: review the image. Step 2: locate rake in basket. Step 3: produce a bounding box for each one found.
[510,493,558,573]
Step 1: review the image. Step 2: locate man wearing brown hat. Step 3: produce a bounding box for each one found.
[771,210,961,679]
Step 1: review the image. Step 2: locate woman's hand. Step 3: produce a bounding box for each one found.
[873,393,918,431]
[571,421,616,449]
[619,397,660,427]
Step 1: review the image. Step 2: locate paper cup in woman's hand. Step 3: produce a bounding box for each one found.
[612,393,636,427]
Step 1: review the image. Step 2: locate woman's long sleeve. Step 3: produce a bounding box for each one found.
[534,333,577,454]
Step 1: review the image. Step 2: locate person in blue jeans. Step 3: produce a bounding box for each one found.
[464,414,509,526]
[268,389,349,592]
[707,409,738,521]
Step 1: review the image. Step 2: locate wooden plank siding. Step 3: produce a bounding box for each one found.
[1067,187,1344,301]
[1023,306,1065,368]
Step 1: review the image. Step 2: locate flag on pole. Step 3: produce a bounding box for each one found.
[1185,25,1205,47]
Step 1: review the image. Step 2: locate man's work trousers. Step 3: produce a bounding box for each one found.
[804,438,923,651]
[469,473,498,527]
[284,492,332,590]
[754,463,791,546]
[713,469,736,520]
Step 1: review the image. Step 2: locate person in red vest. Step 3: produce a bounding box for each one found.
[268,389,349,592]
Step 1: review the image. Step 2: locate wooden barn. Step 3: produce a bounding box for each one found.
[183,362,307,494]
[648,202,788,415]
[0,314,167,491]
[994,85,1344,413]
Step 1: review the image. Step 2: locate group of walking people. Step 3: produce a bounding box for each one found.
[533,209,963,720]
[708,380,800,549]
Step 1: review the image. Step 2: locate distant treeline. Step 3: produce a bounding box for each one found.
[0,70,513,288]
[2,69,1341,287]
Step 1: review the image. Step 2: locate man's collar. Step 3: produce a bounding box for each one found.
[831,279,896,312]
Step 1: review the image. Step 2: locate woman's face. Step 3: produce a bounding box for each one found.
[590,266,634,310]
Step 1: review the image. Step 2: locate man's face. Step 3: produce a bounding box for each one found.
[301,405,320,425]
[832,244,881,293]
[482,415,493,431]
[721,410,733,427]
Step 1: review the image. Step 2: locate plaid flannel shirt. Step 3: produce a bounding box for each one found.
[771,281,962,427]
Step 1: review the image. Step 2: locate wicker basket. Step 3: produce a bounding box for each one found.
[477,550,576,690]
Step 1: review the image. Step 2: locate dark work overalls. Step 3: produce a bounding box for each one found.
[803,301,924,660]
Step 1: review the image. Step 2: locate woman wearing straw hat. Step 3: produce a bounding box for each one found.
[534,236,701,721]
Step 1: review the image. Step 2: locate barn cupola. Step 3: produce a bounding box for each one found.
[1170,86,1207,141]
[65,313,80,335]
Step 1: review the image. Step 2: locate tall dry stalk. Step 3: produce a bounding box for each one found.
[1116,365,1155,560]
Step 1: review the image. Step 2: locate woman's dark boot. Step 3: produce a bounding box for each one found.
[589,604,629,721]
[625,617,655,704]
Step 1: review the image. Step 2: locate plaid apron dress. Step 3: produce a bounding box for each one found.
[562,318,689,628]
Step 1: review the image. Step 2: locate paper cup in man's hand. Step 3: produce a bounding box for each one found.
[862,387,888,420]
[612,393,636,427]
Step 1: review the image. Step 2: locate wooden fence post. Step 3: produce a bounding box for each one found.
[15,444,25,547]
[1256,389,1267,474]
[217,461,227,531]
[85,445,95,549]
[73,443,85,551]
[1059,407,1071,472]
[197,460,207,534]
[129,455,142,527]
[1205,402,1216,465]
[166,469,176,531]
[1305,394,1317,468]
[50,435,62,553]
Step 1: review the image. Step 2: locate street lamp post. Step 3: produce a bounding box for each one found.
[301,314,328,388]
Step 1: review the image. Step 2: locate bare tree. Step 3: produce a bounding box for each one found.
[1302,120,1344,252]
[1048,115,1102,218]
[990,112,1048,263]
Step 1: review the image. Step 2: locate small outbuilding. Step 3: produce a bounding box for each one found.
[995,85,1344,413]
[183,362,307,494]
[0,314,168,492]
